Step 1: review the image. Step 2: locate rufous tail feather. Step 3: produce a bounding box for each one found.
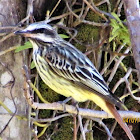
[106,102,135,140]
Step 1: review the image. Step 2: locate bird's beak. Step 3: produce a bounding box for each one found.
[14,30,27,35]
[14,30,32,38]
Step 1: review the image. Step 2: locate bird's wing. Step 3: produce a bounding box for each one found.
[45,45,123,108]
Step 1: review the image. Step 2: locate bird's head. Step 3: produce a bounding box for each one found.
[15,22,58,43]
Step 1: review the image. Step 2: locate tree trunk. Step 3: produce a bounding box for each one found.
[123,0,140,85]
[0,0,29,139]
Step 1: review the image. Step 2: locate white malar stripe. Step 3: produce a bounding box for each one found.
[37,34,54,42]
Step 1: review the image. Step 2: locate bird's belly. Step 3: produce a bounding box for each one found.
[34,54,88,102]
[39,66,114,116]
[40,70,88,102]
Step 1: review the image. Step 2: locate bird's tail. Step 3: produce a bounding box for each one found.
[106,102,135,140]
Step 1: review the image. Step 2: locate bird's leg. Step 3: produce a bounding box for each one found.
[73,100,80,115]
[58,97,73,112]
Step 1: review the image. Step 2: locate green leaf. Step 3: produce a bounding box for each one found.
[15,41,33,52]
[59,34,69,38]
[109,12,130,45]
[30,61,36,69]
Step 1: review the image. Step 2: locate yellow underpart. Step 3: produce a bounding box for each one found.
[34,54,114,117]
[31,39,114,117]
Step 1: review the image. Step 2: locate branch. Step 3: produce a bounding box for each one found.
[30,102,140,119]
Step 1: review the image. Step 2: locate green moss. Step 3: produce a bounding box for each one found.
[109,69,125,97]
[73,8,103,53]
[125,97,138,110]
[74,24,99,53]
[122,56,134,69]
[78,25,99,42]
[39,109,51,119]
[51,117,73,140]
[86,10,102,23]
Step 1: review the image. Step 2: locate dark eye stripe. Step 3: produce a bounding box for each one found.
[29,28,55,37]
[34,29,44,33]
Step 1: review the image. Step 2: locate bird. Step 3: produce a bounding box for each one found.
[15,21,135,140]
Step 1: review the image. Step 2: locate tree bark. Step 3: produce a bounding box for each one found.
[0,0,29,139]
[123,0,140,85]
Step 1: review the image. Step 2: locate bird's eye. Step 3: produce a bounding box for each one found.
[36,28,44,33]
[31,28,45,34]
